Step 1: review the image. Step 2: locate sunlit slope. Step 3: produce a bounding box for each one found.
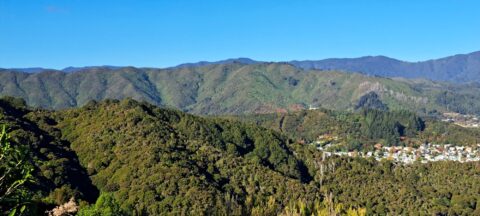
[1,63,480,114]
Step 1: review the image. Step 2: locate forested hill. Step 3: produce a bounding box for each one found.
[2,63,480,115]
[234,109,480,151]
[0,97,320,215]
[1,97,480,215]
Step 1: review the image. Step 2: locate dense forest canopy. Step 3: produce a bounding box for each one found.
[235,108,480,152]
[0,97,479,215]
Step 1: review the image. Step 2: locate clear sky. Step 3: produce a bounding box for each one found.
[1,0,479,69]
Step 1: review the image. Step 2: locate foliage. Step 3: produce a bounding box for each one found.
[54,99,316,214]
[77,193,125,216]
[292,144,480,215]
[360,109,425,145]
[0,98,479,215]
[238,108,480,151]
[354,92,388,111]
[279,194,367,216]
[0,97,98,214]
[0,125,34,215]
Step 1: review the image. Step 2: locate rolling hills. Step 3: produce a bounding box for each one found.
[1,97,479,215]
[1,63,480,115]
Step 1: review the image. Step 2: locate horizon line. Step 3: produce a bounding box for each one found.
[2,49,479,70]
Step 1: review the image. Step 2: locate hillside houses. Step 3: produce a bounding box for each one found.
[315,142,480,164]
[442,112,480,128]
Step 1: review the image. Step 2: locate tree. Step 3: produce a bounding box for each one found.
[0,125,34,215]
[76,193,125,216]
[355,92,388,111]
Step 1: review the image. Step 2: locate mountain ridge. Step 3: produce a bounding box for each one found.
[5,50,480,83]
[171,51,480,83]
[289,51,480,83]
[2,63,480,115]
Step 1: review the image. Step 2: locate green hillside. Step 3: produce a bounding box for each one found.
[235,109,480,151]
[0,97,321,215]
[2,63,480,115]
[0,97,479,215]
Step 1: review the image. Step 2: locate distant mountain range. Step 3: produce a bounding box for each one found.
[171,51,480,83]
[7,51,480,83]
[9,65,123,73]
[1,63,480,115]
[173,57,259,68]
[9,67,48,73]
[290,51,480,83]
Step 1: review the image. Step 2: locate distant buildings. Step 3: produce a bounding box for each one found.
[308,105,319,110]
[313,141,480,164]
[441,112,480,128]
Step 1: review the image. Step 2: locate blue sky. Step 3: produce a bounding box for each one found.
[1,0,479,69]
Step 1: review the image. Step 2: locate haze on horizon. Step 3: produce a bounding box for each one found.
[1,0,479,69]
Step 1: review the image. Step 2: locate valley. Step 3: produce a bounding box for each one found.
[3,1,480,215]
[2,63,480,116]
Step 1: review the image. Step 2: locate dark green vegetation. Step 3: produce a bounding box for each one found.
[56,99,315,214]
[354,92,388,111]
[297,155,480,215]
[0,97,99,215]
[0,97,479,215]
[0,124,34,215]
[0,97,320,215]
[2,62,480,115]
[235,108,480,151]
